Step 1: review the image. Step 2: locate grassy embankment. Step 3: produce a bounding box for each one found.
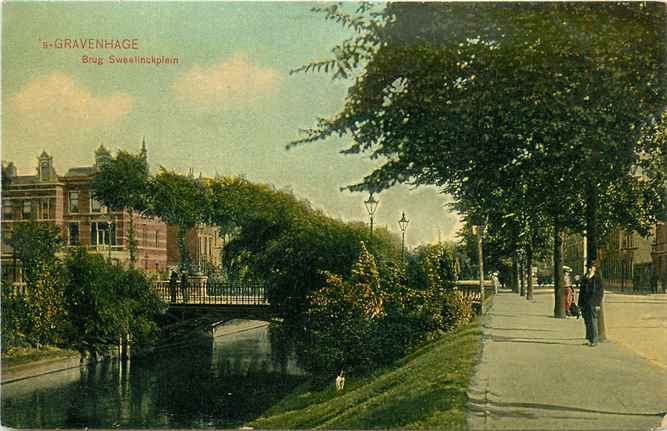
[1,346,78,368]
[248,319,483,430]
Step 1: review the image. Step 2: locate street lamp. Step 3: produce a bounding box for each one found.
[364,193,379,243]
[473,224,486,314]
[398,212,409,266]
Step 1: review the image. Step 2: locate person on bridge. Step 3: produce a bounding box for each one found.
[180,270,189,302]
[169,270,178,303]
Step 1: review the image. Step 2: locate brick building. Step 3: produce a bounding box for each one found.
[166,223,223,272]
[562,227,662,292]
[1,146,222,284]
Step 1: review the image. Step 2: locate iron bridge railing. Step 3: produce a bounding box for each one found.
[154,279,269,306]
[455,280,495,303]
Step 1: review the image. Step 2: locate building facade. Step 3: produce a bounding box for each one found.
[562,227,662,292]
[166,224,223,272]
[652,221,667,292]
[2,146,222,284]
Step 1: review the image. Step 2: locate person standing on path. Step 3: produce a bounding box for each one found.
[580,259,604,346]
[564,266,574,315]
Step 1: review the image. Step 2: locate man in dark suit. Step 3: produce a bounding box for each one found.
[580,258,604,346]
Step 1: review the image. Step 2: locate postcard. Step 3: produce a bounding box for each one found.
[2,2,666,430]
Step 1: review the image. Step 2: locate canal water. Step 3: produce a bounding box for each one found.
[1,320,306,429]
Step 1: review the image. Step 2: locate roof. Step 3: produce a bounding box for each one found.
[4,175,41,186]
[64,166,98,177]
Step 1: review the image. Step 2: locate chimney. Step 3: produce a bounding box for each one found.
[5,161,17,178]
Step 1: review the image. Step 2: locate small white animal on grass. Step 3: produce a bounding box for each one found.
[335,370,345,392]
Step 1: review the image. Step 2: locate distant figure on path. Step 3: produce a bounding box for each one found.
[563,267,573,315]
[579,259,604,346]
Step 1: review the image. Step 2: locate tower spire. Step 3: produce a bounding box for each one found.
[140,136,148,170]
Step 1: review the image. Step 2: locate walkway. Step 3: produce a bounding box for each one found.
[467,289,667,430]
[605,292,667,369]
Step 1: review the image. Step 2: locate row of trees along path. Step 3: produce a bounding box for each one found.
[290,3,666,339]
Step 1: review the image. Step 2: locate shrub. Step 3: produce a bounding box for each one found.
[1,283,31,350]
[24,260,66,347]
[290,239,473,380]
[63,249,163,358]
[441,290,473,330]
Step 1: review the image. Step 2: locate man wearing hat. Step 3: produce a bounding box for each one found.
[580,259,604,346]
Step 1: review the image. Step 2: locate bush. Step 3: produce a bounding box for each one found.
[24,260,66,346]
[63,249,163,358]
[441,290,473,330]
[294,241,470,380]
[1,283,32,350]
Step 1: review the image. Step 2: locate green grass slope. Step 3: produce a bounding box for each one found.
[248,320,482,429]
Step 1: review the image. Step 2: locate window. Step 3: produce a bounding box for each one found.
[68,223,80,246]
[90,223,97,246]
[2,200,13,220]
[90,222,116,246]
[155,231,159,248]
[22,201,32,219]
[68,191,80,213]
[90,196,102,213]
[40,199,50,219]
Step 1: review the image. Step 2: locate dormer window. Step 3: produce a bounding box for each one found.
[37,151,54,181]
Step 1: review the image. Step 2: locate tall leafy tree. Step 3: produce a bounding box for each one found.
[63,249,163,359]
[91,150,151,267]
[294,3,666,324]
[7,220,63,286]
[150,169,209,272]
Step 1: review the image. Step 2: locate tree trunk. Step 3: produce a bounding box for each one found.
[178,225,191,272]
[511,250,519,293]
[585,187,606,341]
[526,245,534,301]
[553,221,566,318]
[128,209,136,268]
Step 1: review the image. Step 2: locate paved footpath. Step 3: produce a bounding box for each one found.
[467,290,667,431]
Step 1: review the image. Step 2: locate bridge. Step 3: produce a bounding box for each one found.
[153,279,273,340]
[152,278,493,318]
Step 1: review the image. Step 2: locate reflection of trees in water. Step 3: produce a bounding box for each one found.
[268,321,303,374]
[144,338,306,428]
[2,330,306,429]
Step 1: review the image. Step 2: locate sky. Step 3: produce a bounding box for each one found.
[1,2,462,247]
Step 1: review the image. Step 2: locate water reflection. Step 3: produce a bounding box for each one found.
[2,321,305,429]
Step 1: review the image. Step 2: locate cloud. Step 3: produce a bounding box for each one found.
[172,53,281,106]
[11,72,132,135]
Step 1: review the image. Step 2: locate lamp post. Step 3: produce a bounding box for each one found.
[364,193,379,244]
[473,224,485,315]
[398,212,409,266]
